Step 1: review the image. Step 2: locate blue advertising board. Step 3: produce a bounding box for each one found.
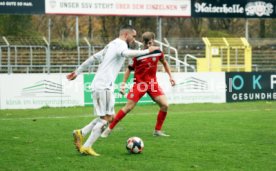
[226,72,276,102]
[0,0,45,14]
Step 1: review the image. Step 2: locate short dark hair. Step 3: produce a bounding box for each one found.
[120,24,134,31]
[119,25,135,34]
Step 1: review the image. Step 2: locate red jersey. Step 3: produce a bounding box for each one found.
[129,50,164,83]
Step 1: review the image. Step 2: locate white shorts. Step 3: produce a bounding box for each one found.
[92,90,115,116]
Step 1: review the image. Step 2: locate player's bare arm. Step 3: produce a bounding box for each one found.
[160,58,176,86]
[121,46,159,58]
[66,51,102,81]
[120,67,132,95]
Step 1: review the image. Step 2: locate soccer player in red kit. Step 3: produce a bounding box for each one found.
[101,32,175,137]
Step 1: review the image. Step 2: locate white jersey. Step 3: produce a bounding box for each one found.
[91,38,127,90]
[75,38,150,91]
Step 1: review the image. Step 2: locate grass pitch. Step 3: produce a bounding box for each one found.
[0,102,276,171]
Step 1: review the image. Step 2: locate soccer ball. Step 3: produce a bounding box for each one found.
[126,136,144,154]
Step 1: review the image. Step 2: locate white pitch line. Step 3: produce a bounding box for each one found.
[0,108,273,121]
[0,115,92,121]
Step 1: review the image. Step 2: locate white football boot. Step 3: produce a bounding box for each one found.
[153,130,170,137]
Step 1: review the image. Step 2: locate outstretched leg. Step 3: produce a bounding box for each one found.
[101,99,137,137]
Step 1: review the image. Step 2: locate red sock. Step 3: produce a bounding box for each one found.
[109,109,126,129]
[155,110,167,131]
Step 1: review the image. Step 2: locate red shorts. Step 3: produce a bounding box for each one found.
[127,82,164,102]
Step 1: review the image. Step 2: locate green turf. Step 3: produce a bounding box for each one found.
[0,102,276,171]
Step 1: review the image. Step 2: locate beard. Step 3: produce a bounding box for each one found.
[128,41,140,49]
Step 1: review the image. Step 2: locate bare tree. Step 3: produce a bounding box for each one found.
[191,18,203,36]
[88,16,93,40]
[259,19,266,38]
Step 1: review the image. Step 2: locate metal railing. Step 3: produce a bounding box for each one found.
[184,54,197,72]
[1,36,49,73]
[0,65,78,74]
[0,36,200,74]
[154,39,180,71]
[1,37,275,74]
[165,54,195,72]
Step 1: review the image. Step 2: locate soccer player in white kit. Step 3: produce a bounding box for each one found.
[66,25,159,156]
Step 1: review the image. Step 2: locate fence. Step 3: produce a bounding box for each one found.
[0,36,275,73]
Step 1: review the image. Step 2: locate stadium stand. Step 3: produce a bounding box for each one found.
[249,38,276,72]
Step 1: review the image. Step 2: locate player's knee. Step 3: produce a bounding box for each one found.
[160,103,169,111]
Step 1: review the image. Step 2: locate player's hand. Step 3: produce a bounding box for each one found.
[120,82,126,95]
[170,78,176,86]
[148,46,159,53]
[66,72,77,80]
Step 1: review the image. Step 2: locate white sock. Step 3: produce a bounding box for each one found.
[81,118,99,136]
[83,119,108,148]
